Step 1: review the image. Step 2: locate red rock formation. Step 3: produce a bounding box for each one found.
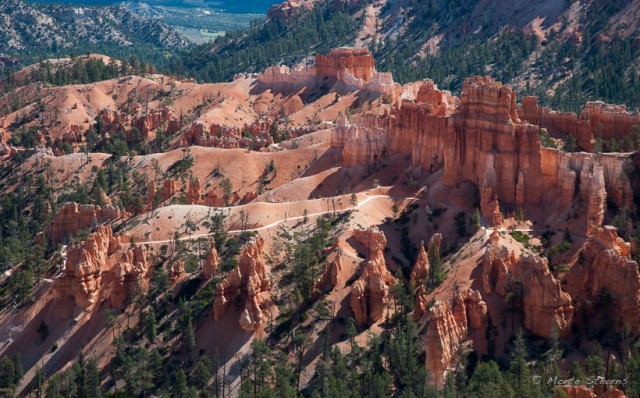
[97,105,179,146]
[412,285,429,320]
[482,239,573,338]
[179,119,276,150]
[186,177,202,205]
[481,241,514,296]
[519,97,640,153]
[332,75,617,235]
[169,260,185,284]
[424,289,487,387]
[600,390,627,398]
[480,188,503,227]
[161,179,177,202]
[559,386,626,398]
[539,149,606,236]
[239,191,258,205]
[566,226,640,332]
[314,256,343,292]
[55,225,149,308]
[561,386,597,398]
[45,202,126,243]
[202,239,219,280]
[410,241,430,286]
[316,48,375,82]
[267,0,317,22]
[112,244,148,307]
[518,254,573,338]
[350,227,395,325]
[332,116,389,167]
[599,154,635,211]
[131,105,174,141]
[257,65,317,95]
[442,76,543,210]
[259,48,400,101]
[202,191,226,207]
[415,80,458,116]
[212,237,271,331]
[410,233,442,286]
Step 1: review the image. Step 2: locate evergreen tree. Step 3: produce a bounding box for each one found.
[182,322,196,364]
[427,240,444,289]
[174,369,189,398]
[191,356,212,395]
[468,361,514,398]
[144,309,157,342]
[0,356,15,395]
[85,358,101,398]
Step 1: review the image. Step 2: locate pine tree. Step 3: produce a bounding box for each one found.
[33,366,45,398]
[72,352,86,398]
[182,322,196,364]
[191,356,212,395]
[174,369,189,398]
[11,354,22,387]
[85,358,101,398]
[144,309,157,343]
[0,356,15,394]
[510,331,539,398]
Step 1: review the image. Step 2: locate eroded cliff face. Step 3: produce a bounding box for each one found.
[443,76,545,212]
[178,120,276,150]
[94,105,181,152]
[482,232,574,338]
[45,202,127,244]
[212,237,271,331]
[519,97,640,152]
[314,256,343,293]
[54,225,149,308]
[350,227,395,326]
[567,226,640,332]
[257,47,400,100]
[316,47,376,82]
[424,289,487,387]
[331,73,634,235]
[267,0,318,22]
[331,115,389,167]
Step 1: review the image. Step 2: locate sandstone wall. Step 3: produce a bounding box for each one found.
[332,115,389,167]
[45,202,127,244]
[316,48,375,82]
[54,225,149,308]
[258,48,399,100]
[566,226,640,332]
[212,237,271,331]
[424,289,487,387]
[519,97,640,152]
[482,234,574,338]
[350,227,395,325]
[331,75,637,234]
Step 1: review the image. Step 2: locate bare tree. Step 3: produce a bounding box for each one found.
[239,210,250,238]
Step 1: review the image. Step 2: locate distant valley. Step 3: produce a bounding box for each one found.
[25,0,283,44]
[26,0,281,14]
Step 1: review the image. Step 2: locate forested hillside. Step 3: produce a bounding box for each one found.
[0,0,189,66]
[175,0,640,113]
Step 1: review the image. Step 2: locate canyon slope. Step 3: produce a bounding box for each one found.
[0,48,639,397]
